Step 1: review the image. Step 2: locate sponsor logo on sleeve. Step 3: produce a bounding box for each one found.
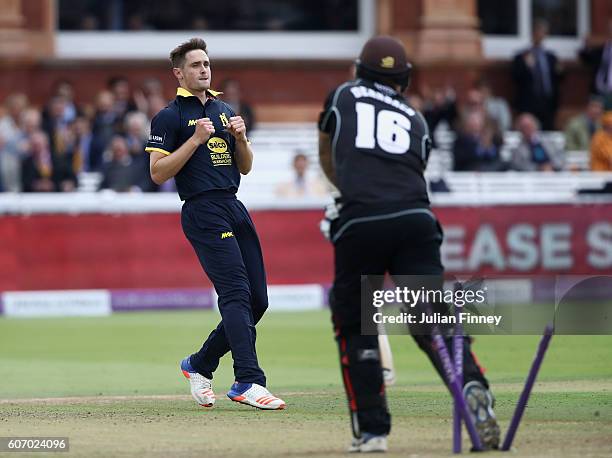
[149,133,165,144]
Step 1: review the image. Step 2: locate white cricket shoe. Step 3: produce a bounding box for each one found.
[180,357,215,407]
[463,381,500,450]
[348,434,388,453]
[227,382,286,410]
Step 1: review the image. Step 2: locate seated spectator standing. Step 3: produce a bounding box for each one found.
[42,96,79,187]
[8,108,43,189]
[580,19,612,109]
[90,90,118,171]
[452,111,505,171]
[99,135,141,192]
[18,108,42,147]
[220,78,255,131]
[275,152,327,197]
[460,87,504,143]
[52,80,77,124]
[134,77,164,116]
[70,115,93,173]
[590,112,612,171]
[564,96,604,151]
[21,131,77,192]
[21,131,54,192]
[0,93,28,191]
[42,96,70,156]
[476,79,512,132]
[422,85,458,141]
[52,129,79,192]
[0,133,5,191]
[511,113,562,171]
[461,88,486,120]
[108,76,137,126]
[124,112,157,191]
[511,19,561,130]
[0,93,28,144]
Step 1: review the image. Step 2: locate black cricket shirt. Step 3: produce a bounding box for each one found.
[318,78,431,216]
[145,87,241,201]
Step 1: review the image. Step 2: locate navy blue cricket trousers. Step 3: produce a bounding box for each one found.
[181,190,268,386]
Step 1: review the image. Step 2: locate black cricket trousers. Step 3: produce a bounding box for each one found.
[181,190,268,386]
[330,209,489,437]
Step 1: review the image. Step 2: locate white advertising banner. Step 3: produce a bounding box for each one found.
[2,290,112,318]
[267,284,325,311]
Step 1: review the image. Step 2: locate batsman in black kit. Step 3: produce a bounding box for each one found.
[318,36,500,453]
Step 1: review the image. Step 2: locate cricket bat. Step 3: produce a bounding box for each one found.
[378,332,396,386]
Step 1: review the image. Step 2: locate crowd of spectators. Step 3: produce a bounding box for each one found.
[409,18,612,173]
[1,18,612,195]
[0,77,169,193]
[0,76,263,194]
[0,76,262,192]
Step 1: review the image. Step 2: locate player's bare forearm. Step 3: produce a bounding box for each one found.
[149,136,199,184]
[318,131,337,186]
[150,117,215,184]
[227,115,253,175]
[234,138,253,175]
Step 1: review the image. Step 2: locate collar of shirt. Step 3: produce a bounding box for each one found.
[372,81,399,97]
[176,87,223,101]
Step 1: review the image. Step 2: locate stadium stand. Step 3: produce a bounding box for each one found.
[70,122,609,203]
[243,123,609,202]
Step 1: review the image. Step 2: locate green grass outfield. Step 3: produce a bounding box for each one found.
[1,310,611,457]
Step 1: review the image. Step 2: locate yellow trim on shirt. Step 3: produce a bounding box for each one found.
[176,87,194,97]
[176,87,223,98]
[145,147,171,156]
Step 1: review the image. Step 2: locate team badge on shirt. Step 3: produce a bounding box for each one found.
[219,113,230,127]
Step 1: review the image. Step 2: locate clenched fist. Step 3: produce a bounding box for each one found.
[192,118,215,144]
[226,116,248,142]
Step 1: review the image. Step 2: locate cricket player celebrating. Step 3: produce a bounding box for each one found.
[318,36,499,451]
[146,38,285,410]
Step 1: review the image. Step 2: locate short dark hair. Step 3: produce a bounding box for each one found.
[170,38,208,68]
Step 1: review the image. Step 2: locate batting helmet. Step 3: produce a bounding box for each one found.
[355,36,412,92]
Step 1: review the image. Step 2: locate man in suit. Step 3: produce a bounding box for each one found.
[512,19,562,130]
[580,19,612,109]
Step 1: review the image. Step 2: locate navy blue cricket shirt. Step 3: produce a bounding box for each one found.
[145,87,241,201]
